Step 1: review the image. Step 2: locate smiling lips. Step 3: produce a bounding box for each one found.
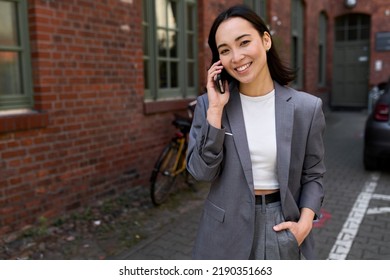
[235,62,252,72]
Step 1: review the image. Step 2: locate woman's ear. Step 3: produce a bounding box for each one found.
[262,31,272,51]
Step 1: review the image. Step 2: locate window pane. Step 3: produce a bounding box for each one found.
[143,26,149,54]
[260,0,266,21]
[348,14,358,27]
[156,0,167,27]
[318,45,323,84]
[169,30,177,57]
[157,29,178,57]
[361,27,369,40]
[143,60,149,89]
[319,13,326,42]
[159,61,168,88]
[168,1,177,29]
[348,28,358,41]
[335,28,345,41]
[142,0,148,20]
[361,15,370,26]
[187,5,193,31]
[187,34,194,59]
[318,12,327,86]
[336,17,345,28]
[0,52,22,95]
[170,62,178,87]
[157,29,168,57]
[0,1,19,46]
[187,62,194,87]
[292,37,298,69]
[156,0,178,29]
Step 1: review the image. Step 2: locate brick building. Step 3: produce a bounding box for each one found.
[1,0,389,236]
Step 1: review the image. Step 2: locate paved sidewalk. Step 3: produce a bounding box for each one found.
[113,205,202,260]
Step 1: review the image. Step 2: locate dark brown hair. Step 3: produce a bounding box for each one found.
[208,5,296,86]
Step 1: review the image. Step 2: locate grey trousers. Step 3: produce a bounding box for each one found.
[249,200,303,260]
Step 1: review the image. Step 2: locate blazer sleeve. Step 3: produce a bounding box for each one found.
[186,94,226,182]
[299,97,326,219]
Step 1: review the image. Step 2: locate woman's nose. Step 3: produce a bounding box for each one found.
[231,49,244,63]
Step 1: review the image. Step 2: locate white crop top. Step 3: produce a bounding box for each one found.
[240,90,279,190]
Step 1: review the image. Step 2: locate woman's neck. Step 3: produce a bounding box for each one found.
[239,74,274,97]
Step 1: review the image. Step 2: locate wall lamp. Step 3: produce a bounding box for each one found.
[344,0,357,9]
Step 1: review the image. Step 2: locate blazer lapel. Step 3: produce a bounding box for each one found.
[274,82,294,204]
[225,87,254,192]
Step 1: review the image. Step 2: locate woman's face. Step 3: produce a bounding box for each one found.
[215,17,271,86]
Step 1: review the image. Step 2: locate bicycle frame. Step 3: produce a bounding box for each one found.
[169,136,187,177]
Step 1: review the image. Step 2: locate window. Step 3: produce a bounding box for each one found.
[318,12,327,87]
[335,14,370,42]
[244,0,267,22]
[143,0,198,102]
[0,0,33,110]
[291,0,304,89]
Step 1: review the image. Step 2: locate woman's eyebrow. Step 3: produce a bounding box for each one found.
[217,33,251,50]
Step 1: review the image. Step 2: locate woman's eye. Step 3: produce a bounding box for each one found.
[241,40,250,46]
[219,49,229,55]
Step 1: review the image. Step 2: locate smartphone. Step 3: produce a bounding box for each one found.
[214,73,225,94]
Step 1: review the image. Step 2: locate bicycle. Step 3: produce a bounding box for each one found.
[150,100,197,206]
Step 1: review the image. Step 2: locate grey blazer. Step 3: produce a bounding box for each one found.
[186,81,326,260]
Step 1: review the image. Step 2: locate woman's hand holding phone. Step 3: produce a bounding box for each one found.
[206,61,230,128]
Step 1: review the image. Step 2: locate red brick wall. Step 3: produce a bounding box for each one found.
[1,0,176,235]
[268,0,293,63]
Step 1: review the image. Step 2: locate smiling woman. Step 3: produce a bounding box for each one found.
[186,4,326,260]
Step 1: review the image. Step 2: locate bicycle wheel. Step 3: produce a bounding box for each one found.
[150,141,179,205]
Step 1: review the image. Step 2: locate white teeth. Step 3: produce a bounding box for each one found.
[236,63,250,72]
